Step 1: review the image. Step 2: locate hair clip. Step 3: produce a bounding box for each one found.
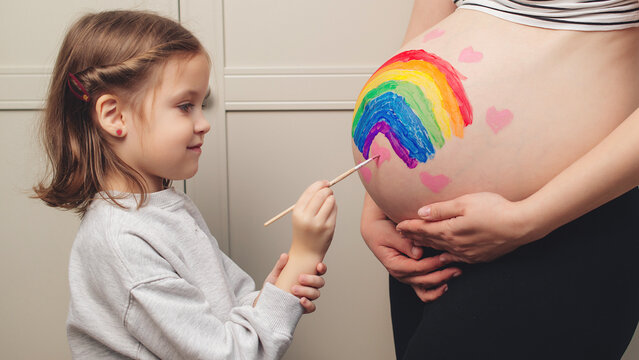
[67,72,91,103]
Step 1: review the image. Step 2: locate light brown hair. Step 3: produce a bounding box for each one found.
[33,10,206,216]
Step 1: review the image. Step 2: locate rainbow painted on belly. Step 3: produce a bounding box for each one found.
[352,49,473,169]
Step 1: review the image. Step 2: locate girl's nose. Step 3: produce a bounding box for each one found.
[195,112,211,134]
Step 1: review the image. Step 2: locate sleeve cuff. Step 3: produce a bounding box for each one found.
[254,282,304,336]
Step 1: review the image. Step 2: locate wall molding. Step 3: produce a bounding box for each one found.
[0,66,51,110]
[224,66,376,75]
[0,66,374,111]
[224,66,373,111]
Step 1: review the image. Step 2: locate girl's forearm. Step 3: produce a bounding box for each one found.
[274,250,323,294]
[520,107,639,241]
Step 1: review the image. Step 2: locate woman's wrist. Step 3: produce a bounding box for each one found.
[514,194,556,246]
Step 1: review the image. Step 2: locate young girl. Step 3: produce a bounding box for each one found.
[34,10,337,359]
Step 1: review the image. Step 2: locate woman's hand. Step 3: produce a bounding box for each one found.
[265,253,328,314]
[361,193,461,302]
[396,192,538,263]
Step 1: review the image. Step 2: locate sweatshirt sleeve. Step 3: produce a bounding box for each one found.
[219,249,263,307]
[124,276,303,360]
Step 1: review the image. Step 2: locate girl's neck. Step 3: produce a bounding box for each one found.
[103,173,163,194]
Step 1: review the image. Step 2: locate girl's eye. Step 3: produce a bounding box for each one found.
[178,103,194,112]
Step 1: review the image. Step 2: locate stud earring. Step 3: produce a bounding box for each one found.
[116,129,122,136]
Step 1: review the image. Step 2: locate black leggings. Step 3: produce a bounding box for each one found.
[390,189,639,360]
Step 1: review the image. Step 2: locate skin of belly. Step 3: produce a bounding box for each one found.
[353,9,639,223]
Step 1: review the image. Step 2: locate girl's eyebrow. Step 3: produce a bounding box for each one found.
[173,87,211,101]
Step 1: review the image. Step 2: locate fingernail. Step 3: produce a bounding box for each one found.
[418,206,431,218]
[453,272,461,278]
[411,247,421,258]
[443,284,448,292]
[439,254,449,263]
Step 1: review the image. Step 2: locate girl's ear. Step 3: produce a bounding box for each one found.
[95,94,128,137]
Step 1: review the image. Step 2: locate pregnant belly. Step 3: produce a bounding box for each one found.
[352,9,639,223]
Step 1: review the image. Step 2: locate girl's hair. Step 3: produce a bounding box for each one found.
[33,10,206,215]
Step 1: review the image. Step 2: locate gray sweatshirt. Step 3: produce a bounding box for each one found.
[67,188,303,359]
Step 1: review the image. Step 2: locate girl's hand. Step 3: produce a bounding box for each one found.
[293,262,327,314]
[265,253,327,314]
[396,192,537,263]
[290,181,337,259]
[361,194,461,302]
[274,181,336,298]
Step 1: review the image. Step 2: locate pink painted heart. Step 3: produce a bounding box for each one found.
[419,172,450,193]
[458,46,483,63]
[486,106,513,134]
[359,166,372,183]
[422,29,445,43]
[371,142,391,167]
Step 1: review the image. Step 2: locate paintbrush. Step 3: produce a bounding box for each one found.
[263,155,380,227]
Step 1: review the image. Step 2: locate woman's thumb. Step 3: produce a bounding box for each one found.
[417,200,462,221]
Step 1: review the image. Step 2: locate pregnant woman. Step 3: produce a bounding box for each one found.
[356,0,639,359]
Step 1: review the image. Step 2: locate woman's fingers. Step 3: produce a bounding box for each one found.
[417,199,464,220]
[396,219,455,250]
[374,227,423,260]
[403,266,461,289]
[396,218,447,236]
[413,283,449,303]
[384,251,452,279]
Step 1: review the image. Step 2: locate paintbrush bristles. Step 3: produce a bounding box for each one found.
[328,156,378,186]
[263,155,379,227]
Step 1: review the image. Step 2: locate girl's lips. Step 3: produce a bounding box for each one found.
[187,144,202,153]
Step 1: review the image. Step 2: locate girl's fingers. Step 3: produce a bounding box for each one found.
[273,253,288,272]
[305,187,333,215]
[292,285,321,300]
[298,274,325,289]
[295,180,329,210]
[316,262,327,275]
[326,204,337,230]
[316,194,336,222]
[300,297,316,314]
[266,253,288,282]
